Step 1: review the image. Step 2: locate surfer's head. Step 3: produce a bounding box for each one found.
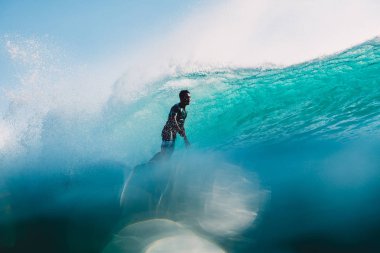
[179,90,191,106]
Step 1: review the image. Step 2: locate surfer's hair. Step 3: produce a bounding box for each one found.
[179,90,190,99]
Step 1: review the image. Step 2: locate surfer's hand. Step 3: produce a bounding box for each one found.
[179,130,185,137]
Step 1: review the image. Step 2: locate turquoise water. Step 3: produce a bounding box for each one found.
[102,38,380,154]
[1,38,380,252]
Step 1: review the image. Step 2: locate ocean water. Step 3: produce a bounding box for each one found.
[1,38,380,253]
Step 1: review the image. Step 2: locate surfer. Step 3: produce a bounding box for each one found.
[153,90,191,160]
[161,90,191,155]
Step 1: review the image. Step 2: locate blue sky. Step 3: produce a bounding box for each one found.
[0,0,200,60]
[2,0,379,66]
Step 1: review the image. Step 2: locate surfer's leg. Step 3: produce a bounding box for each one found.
[160,140,175,158]
[149,152,162,162]
[150,140,175,162]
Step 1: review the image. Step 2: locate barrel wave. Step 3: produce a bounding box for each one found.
[1,38,380,253]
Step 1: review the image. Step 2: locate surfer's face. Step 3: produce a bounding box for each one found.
[182,93,191,105]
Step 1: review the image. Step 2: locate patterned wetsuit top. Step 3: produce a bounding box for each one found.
[162,103,187,141]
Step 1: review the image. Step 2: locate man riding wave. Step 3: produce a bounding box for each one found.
[160,90,191,157]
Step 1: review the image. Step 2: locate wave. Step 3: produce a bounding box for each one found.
[1,38,380,253]
[105,37,380,152]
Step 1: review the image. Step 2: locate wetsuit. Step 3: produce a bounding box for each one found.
[161,103,187,154]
